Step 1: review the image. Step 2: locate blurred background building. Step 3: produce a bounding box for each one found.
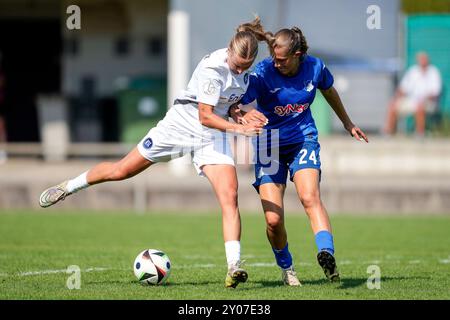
[0,0,449,214]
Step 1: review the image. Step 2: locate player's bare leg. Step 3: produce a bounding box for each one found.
[293,168,340,282]
[260,183,288,249]
[259,183,301,286]
[86,147,153,184]
[39,147,153,208]
[202,164,247,288]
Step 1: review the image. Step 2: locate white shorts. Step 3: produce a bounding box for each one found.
[137,123,235,176]
[396,97,437,116]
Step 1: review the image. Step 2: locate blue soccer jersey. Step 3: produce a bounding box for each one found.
[240,55,334,147]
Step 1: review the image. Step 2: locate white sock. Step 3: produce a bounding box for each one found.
[225,240,241,266]
[66,171,90,194]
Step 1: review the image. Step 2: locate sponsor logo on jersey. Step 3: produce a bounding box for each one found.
[228,93,244,103]
[304,80,314,92]
[143,138,153,149]
[274,103,310,116]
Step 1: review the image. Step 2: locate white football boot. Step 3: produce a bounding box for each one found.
[39,181,70,208]
[281,266,302,286]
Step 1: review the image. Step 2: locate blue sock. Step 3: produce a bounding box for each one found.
[272,243,293,269]
[315,230,335,255]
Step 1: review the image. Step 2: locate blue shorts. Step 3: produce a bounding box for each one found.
[253,140,321,190]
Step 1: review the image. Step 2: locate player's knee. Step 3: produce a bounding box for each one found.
[218,187,238,207]
[266,214,284,231]
[299,191,320,209]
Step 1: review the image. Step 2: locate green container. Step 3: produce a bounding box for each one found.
[117,76,167,143]
[406,15,450,115]
[311,90,331,136]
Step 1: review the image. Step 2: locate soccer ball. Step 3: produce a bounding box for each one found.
[133,249,171,285]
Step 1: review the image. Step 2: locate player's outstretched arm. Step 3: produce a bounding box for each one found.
[320,86,369,143]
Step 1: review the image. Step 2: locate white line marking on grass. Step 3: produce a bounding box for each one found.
[0,267,111,278]
[20,267,109,277]
[181,255,210,260]
[182,254,258,260]
[176,264,216,269]
[249,262,276,267]
[297,262,313,266]
[439,257,450,264]
[175,262,279,269]
[19,269,68,276]
[84,267,109,272]
[408,260,421,264]
[363,260,381,264]
[338,260,353,265]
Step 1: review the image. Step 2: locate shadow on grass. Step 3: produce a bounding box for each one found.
[162,280,224,286]
[89,276,430,290]
[303,276,430,289]
[251,275,431,290]
[252,280,285,288]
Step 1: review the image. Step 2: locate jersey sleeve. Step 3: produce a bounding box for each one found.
[239,73,259,105]
[317,63,334,90]
[196,66,223,106]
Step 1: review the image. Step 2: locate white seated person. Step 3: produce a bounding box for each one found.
[384,52,442,136]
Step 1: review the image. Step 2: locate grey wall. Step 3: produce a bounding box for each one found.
[173,0,400,74]
[283,0,400,59]
[171,0,280,72]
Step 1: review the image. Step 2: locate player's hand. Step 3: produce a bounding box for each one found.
[228,104,245,124]
[235,122,264,136]
[242,109,268,126]
[350,126,369,143]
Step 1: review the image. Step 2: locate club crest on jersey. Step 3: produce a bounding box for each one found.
[143,138,153,149]
[274,103,310,116]
[203,79,220,96]
[304,80,314,92]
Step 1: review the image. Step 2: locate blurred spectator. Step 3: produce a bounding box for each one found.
[0,52,7,163]
[383,52,442,136]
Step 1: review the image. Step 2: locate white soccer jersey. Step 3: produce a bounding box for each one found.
[161,48,250,141]
[137,48,251,175]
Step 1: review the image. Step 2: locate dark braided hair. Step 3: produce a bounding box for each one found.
[271,27,308,57]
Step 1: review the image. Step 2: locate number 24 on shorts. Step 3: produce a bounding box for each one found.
[298,148,318,165]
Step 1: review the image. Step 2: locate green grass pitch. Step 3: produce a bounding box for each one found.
[0,210,449,300]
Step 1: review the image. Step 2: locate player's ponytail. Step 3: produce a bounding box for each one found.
[229,16,273,60]
[272,27,308,57]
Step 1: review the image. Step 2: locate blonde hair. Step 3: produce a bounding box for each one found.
[229,17,273,60]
